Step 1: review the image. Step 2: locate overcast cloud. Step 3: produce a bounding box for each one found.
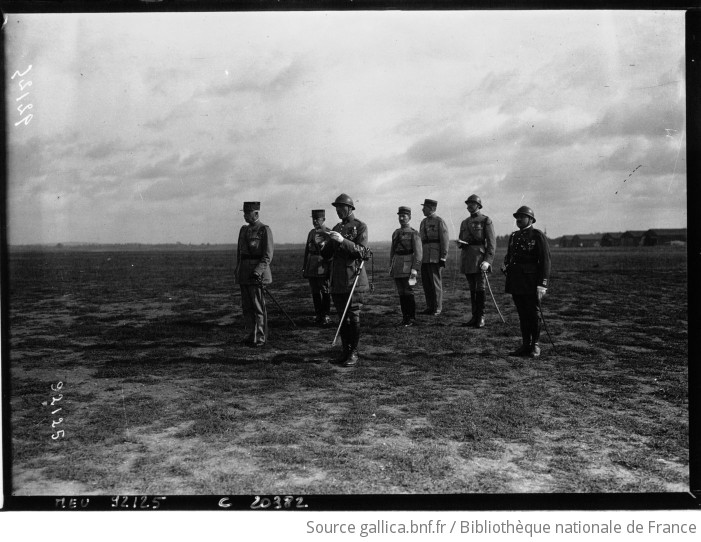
[5,10,686,244]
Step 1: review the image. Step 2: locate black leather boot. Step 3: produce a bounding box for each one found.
[344,321,360,367]
[463,290,477,326]
[475,290,486,328]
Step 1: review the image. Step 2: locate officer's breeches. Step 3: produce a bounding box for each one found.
[464,273,486,292]
[394,277,415,296]
[240,285,267,343]
[421,263,443,312]
[331,292,363,326]
[308,277,330,316]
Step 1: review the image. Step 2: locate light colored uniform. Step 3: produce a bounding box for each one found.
[235,220,273,345]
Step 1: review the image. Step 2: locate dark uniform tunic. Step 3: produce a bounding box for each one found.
[503,225,551,347]
[235,220,274,345]
[390,225,422,296]
[302,226,332,319]
[458,211,496,291]
[320,213,368,352]
[419,213,449,314]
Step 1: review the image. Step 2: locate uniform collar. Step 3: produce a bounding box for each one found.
[470,211,481,218]
[342,212,355,224]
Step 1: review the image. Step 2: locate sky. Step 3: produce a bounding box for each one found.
[5,10,687,245]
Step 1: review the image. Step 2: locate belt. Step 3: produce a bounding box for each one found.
[394,250,414,255]
[240,254,260,260]
[422,240,440,244]
[464,241,485,246]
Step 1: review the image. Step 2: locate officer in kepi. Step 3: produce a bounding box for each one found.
[389,206,422,327]
[457,194,496,328]
[234,201,274,348]
[302,209,332,326]
[419,198,449,316]
[319,193,369,367]
[502,206,551,357]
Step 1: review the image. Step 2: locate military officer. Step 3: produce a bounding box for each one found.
[389,206,423,327]
[319,193,369,367]
[234,201,274,347]
[457,194,496,328]
[419,198,449,316]
[502,205,551,358]
[302,209,332,326]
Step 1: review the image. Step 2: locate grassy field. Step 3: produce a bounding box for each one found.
[7,245,688,496]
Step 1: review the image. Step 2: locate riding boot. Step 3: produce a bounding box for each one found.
[397,296,408,326]
[333,323,349,364]
[344,320,360,367]
[475,290,486,328]
[406,295,417,325]
[463,290,477,326]
[321,292,331,319]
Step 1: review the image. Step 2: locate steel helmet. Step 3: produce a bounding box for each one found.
[513,205,536,223]
[465,194,482,208]
[332,193,355,210]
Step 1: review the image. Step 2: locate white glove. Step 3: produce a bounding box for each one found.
[328,231,343,243]
[480,261,491,272]
[410,269,418,278]
[537,286,547,301]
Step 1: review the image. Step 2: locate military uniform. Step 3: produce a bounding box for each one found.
[320,194,369,366]
[302,210,332,325]
[458,195,496,327]
[503,206,551,357]
[419,199,449,315]
[234,202,274,347]
[390,206,423,326]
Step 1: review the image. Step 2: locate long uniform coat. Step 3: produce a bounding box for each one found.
[503,226,551,295]
[390,225,422,278]
[321,213,369,294]
[458,212,496,274]
[302,226,332,279]
[419,214,449,264]
[235,220,273,284]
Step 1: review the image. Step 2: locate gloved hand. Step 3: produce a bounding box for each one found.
[500,264,508,275]
[480,261,491,272]
[328,231,343,243]
[252,272,263,285]
[410,269,418,278]
[537,286,547,301]
[439,259,446,268]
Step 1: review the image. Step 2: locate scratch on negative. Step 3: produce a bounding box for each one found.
[669,130,685,193]
[121,385,130,439]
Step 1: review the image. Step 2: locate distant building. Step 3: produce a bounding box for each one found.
[569,234,601,247]
[620,230,646,247]
[600,232,624,247]
[641,228,687,246]
[556,235,572,247]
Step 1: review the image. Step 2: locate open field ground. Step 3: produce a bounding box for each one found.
[7,246,688,496]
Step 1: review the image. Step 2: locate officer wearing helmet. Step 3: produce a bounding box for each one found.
[234,201,274,347]
[302,209,333,326]
[502,205,551,357]
[389,206,422,327]
[457,194,496,328]
[318,193,369,367]
[419,198,449,316]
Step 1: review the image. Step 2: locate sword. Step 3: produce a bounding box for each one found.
[483,270,506,324]
[332,259,365,346]
[262,285,297,328]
